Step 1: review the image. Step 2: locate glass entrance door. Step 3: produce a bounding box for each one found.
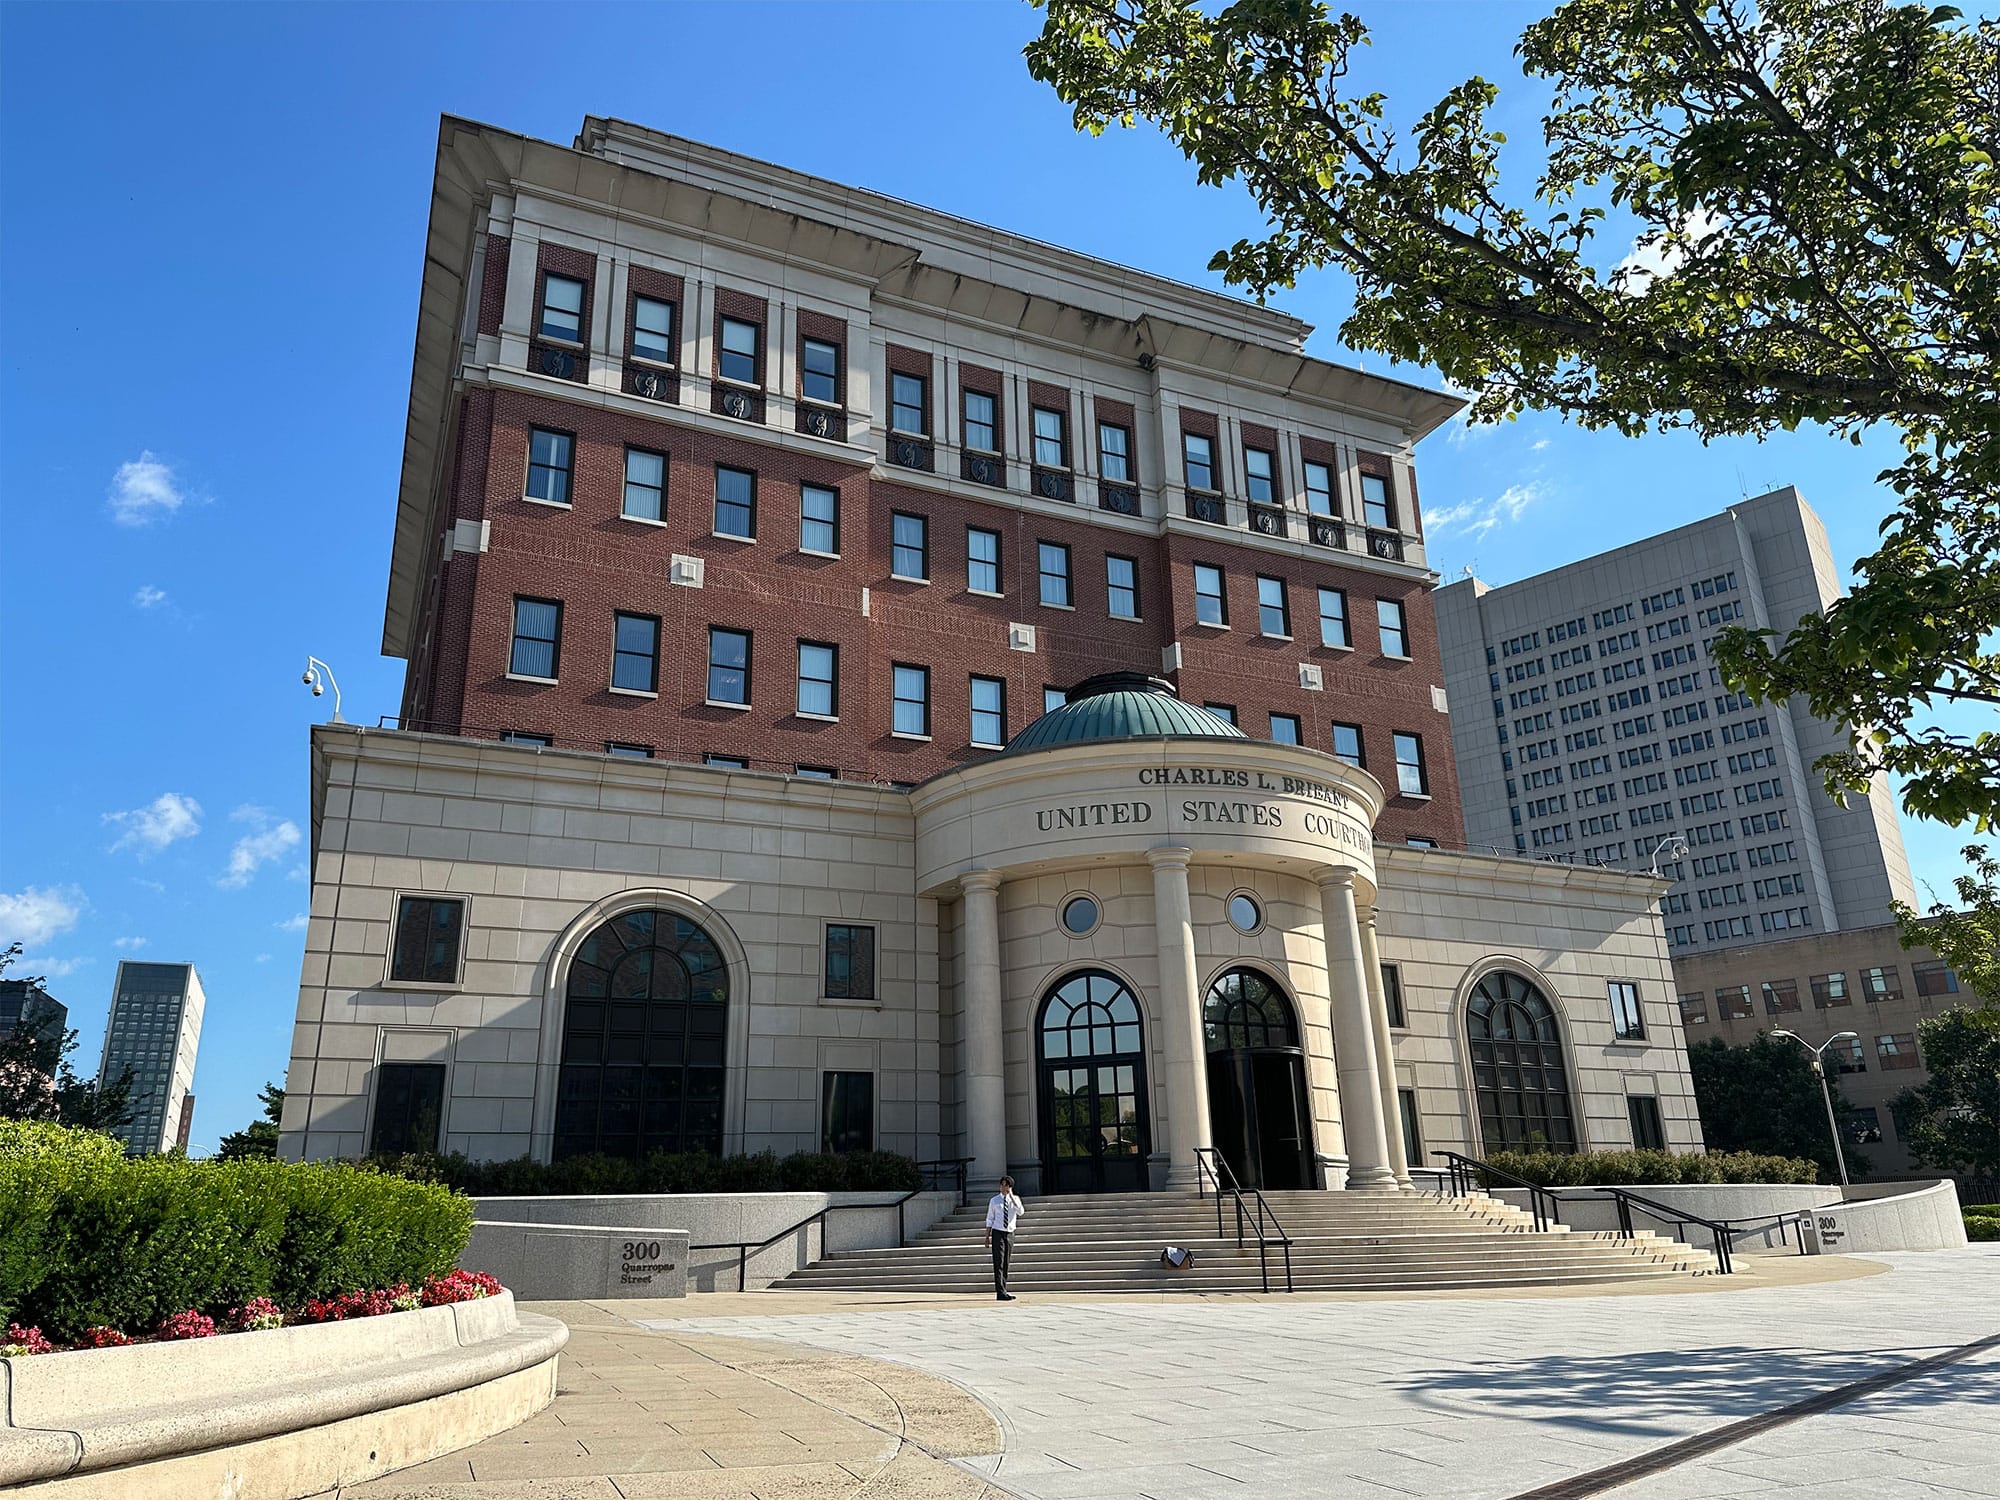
[1036,971,1151,1194]
[1203,968,1313,1190]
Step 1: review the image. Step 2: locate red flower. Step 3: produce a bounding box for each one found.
[3,1323,54,1355]
[155,1310,217,1341]
[79,1326,134,1348]
[420,1270,502,1306]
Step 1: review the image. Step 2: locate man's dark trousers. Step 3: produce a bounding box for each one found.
[990,1229,1012,1296]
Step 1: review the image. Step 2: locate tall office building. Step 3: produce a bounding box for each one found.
[0,978,67,1041]
[100,961,205,1154]
[1435,487,1916,956]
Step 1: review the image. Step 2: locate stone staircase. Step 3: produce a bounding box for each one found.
[776,1189,1717,1294]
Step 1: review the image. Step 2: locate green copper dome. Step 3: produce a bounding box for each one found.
[1006,673,1246,753]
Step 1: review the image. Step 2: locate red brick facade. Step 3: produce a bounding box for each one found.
[400,383,1464,845]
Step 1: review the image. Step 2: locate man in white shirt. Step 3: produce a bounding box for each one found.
[983,1175,1024,1301]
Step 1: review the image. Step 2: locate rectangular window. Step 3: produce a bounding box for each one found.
[1245,447,1275,503]
[707,627,751,705]
[892,371,928,434]
[1033,406,1067,467]
[1106,555,1140,619]
[1205,703,1238,726]
[1194,563,1227,626]
[1039,542,1072,607]
[1877,1031,1919,1069]
[1718,984,1754,1019]
[390,895,465,984]
[606,742,653,759]
[893,664,930,737]
[801,337,839,404]
[1269,713,1301,746]
[1257,575,1290,637]
[501,730,552,747]
[795,764,837,780]
[622,447,665,522]
[369,1062,447,1156]
[1332,722,1364,766]
[1627,1095,1666,1151]
[705,754,748,770]
[1678,992,1708,1026]
[526,428,572,505]
[1378,598,1409,657]
[971,675,1006,748]
[1398,1087,1423,1170]
[1099,422,1131,482]
[1608,980,1646,1041]
[1318,587,1350,648]
[612,613,659,694]
[631,295,674,362]
[509,597,561,679]
[1184,432,1214,491]
[892,512,929,580]
[961,387,998,452]
[1382,963,1406,1028]
[1392,732,1429,796]
[797,641,838,718]
[539,273,584,342]
[1862,966,1903,1002]
[824,925,876,1000]
[1361,471,1394,529]
[1912,960,1960,997]
[800,484,839,554]
[821,1070,874,1153]
[1045,686,1068,715]
[1811,972,1849,1008]
[714,465,756,538]
[968,527,1001,593]
[719,315,759,384]
[1305,460,1335,516]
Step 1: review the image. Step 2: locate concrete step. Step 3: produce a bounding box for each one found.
[775,1265,1698,1293]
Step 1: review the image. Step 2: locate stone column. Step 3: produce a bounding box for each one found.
[959,871,1008,1193]
[1148,847,1212,1188]
[1318,868,1398,1191]
[1358,906,1413,1190]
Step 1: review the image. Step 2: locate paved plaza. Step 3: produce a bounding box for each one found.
[353,1249,1999,1499]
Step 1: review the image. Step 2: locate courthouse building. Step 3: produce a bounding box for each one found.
[278,116,1704,1192]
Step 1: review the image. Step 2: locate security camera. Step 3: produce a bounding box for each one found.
[311,683,324,697]
[302,670,317,685]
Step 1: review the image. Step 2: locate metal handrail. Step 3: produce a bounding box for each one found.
[690,1170,966,1291]
[914,1157,974,1207]
[1431,1151,1781,1274]
[1193,1148,1295,1292]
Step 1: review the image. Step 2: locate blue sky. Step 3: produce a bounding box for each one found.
[0,1,1985,1151]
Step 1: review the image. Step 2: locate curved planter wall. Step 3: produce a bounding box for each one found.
[0,1292,566,1498]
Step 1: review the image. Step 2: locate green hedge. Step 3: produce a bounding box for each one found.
[1966,1206,2000,1243]
[0,1125,472,1341]
[366,1148,925,1197]
[1478,1149,1823,1187]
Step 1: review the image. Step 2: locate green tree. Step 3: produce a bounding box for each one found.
[1889,1007,2000,1177]
[1025,0,2000,841]
[1685,1034,1869,1179]
[0,944,135,1131]
[215,1081,285,1161]
[1892,843,2000,1003]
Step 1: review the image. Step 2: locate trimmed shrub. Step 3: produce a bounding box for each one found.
[1479,1149,1823,1188]
[0,1131,472,1342]
[365,1147,923,1197]
[1965,1206,2000,1243]
[0,1120,125,1165]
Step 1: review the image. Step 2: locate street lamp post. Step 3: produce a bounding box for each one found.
[1771,1029,1859,1187]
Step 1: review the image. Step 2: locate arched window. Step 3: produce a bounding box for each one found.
[554,909,729,1160]
[1036,971,1150,1193]
[1203,968,1299,1052]
[1466,970,1577,1153]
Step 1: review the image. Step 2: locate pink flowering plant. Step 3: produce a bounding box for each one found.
[3,1323,54,1356]
[155,1310,217,1341]
[231,1299,284,1332]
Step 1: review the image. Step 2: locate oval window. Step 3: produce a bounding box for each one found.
[1228,893,1262,934]
[1061,896,1100,936]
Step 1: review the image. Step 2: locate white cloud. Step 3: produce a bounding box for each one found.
[108,452,185,527]
[0,886,86,950]
[133,585,169,609]
[1425,482,1548,541]
[276,913,309,933]
[254,953,273,964]
[105,792,203,854]
[24,955,88,979]
[1530,437,1550,452]
[221,807,302,889]
[113,936,147,950]
[1616,205,1726,291]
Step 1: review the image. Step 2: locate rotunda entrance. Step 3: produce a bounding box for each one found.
[1203,968,1313,1190]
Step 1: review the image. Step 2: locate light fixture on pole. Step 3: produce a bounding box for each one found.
[1646,836,1689,877]
[1770,1028,1860,1187]
[301,656,345,724]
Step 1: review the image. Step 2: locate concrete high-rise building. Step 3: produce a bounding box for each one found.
[1435,487,1916,956]
[100,961,205,1154]
[0,978,67,1041]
